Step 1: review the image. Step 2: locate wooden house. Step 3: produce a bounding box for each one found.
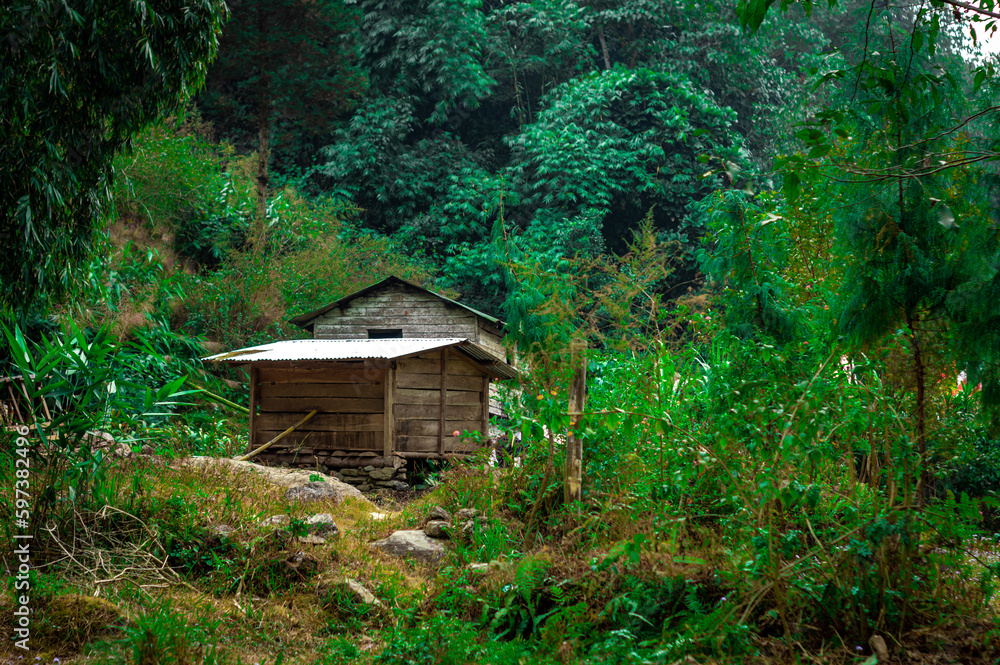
[205,278,516,471]
[288,276,510,364]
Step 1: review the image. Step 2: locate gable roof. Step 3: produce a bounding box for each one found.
[202,337,517,379]
[288,276,503,331]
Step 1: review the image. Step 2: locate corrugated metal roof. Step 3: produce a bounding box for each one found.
[203,338,517,379]
[287,276,504,329]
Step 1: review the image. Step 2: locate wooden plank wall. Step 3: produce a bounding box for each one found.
[394,350,488,454]
[252,364,386,457]
[475,325,507,362]
[313,284,479,340]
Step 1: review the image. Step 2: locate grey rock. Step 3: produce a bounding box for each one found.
[285,481,346,503]
[369,467,395,481]
[869,635,889,663]
[466,562,490,574]
[384,480,409,491]
[296,535,327,545]
[357,483,374,492]
[374,481,396,488]
[306,513,339,537]
[340,476,367,486]
[371,530,446,564]
[340,468,360,477]
[457,508,479,521]
[428,506,452,522]
[329,578,380,606]
[261,514,290,528]
[423,520,451,539]
[210,524,236,537]
[363,465,375,472]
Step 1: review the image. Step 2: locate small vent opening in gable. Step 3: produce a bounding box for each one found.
[368,328,403,339]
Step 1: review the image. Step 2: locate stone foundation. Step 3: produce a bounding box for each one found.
[247,451,430,493]
[327,463,409,493]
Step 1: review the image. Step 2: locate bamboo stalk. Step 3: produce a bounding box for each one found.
[191,385,250,414]
[235,410,316,462]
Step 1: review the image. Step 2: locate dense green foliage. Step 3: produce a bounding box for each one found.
[6,0,1000,662]
[0,0,228,317]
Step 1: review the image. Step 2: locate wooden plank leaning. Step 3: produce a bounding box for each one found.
[235,409,317,462]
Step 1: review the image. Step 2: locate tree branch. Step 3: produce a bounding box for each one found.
[941,0,1000,21]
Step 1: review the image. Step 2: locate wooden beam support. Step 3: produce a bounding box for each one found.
[481,375,490,437]
[248,366,259,450]
[394,451,466,460]
[438,349,448,455]
[383,363,395,457]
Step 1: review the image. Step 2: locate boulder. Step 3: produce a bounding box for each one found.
[183,457,366,503]
[286,481,341,503]
[456,508,479,521]
[428,506,452,522]
[306,513,339,537]
[423,520,451,539]
[371,530,446,564]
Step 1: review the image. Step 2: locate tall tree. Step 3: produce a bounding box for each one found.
[0,0,228,317]
[197,0,366,231]
[741,0,1000,483]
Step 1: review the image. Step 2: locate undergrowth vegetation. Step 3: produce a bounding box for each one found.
[4,3,1000,661]
[4,202,1000,663]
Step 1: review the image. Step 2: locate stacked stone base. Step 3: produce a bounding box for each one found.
[329,463,409,493]
[247,450,431,493]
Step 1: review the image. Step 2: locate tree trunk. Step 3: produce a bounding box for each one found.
[598,27,611,70]
[564,339,587,506]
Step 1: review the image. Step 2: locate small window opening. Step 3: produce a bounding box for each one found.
[368,328,403,339]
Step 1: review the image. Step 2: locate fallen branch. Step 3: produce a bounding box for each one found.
[234,410,317,462]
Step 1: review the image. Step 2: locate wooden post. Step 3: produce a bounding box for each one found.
[383,363,395,457]
[438,349,448,455]
[248,367,259,450]
[481,375,490,438]
[564,339,587,506]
